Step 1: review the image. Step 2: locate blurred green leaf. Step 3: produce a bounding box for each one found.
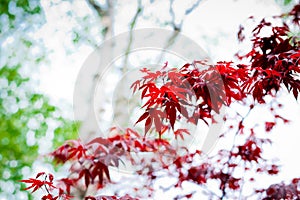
[284,0,293,5]
[0,65,78,198]
[0,0,42,20]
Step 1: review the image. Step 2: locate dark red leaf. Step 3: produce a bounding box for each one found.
[135,112,149,125]
[145,116,152,134]
[36,172,46,179]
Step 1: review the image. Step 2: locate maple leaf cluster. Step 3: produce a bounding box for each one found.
[21,3,300,199]
[20,172,73,200]
[237,6,300,103]
[22,128,176,199]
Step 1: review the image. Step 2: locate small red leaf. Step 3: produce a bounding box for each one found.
[36,172,45,179]
[174,129,190,140]
[135,112,149,125]
[48,174,54,182]
[145,116,152,134]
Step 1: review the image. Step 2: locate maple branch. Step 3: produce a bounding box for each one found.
[220,106,253,200]
[43,175,51,195]
[231,105,253,146]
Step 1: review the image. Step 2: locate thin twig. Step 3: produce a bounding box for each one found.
[185,0,202,15]
[123,0,143,73]
[87,0,107,17]
[86,0,114,38]
[220,106,253,199]
[157,0,202,64]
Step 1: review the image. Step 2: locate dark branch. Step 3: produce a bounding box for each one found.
[86,0,108,17]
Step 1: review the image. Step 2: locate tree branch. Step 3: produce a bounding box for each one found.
[157,0,202,63]
[123,0,143,72]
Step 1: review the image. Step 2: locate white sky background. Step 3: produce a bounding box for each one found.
[38,0,286,109]
[34,0,300,199]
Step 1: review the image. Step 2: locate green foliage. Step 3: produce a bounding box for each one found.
[0,0,42,20]
[53,120,80,148]
[0,65,78,198]
[0,1,78,199]
[284,0,293,5]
